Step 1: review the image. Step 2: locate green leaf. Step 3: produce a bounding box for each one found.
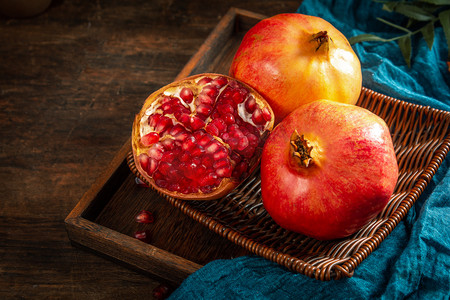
[421,21,435,49]
[416,0,450,5]
[439,10,450,58]
[398,35,412,67]
[349,34,391,45]
[377,17,412,33]
[392,3,435,21]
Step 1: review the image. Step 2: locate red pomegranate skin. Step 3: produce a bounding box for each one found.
[261,100,398,240]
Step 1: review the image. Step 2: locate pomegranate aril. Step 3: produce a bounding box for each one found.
[148,113,162,128]
[262,107,272,122]
[213,158,230,169]
[134,177,149,188]
[139,153,150,171]
[196,104,213,117]
[158,161,172,175]
[155,116,173,133]
[196,93,214,106]
[160,138,175,150]
[141,132,160,146]
[182,136,196,151]
[205,142,220,154]
[245,96,257,113]
[237,136,249,151]
[210,76,228,87]
[223,113,235,125]
[205,123,219,136]
[198,77,212,85]
[178,113,191,127]
[179,152,190,162]
[216,166,232,178]
[191,146,205,157]
[210,118,227,132]
[134,230,151,243]
[227,137,239,150]
[202,85,218,98]
[135,210,154,224]
[152,284,171,300]
[167,182,181,192]
[190,115,206,130]
[155,179,168,188]
[148,144,164,160]
[233,161,249,178]
[169,124,185,136]
[180,87,194,103]
[201,155,214,168]
[197,134,213,147]
[217,103,234,115]
[213,149,228,160]
[232,91,244,104]
[147,157,159,175]
[252,108,266,125]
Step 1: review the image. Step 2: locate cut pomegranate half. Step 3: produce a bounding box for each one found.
[132,73,274,200]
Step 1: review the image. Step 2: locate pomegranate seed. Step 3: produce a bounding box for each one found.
[135,210,154,224]
[191,146,205,157]
[134,177,149,187]
[198,77,212,85]
[202,85,218,98]
[139,153,150,171]
[216,166,232,178]
[213,158,230,169]
[205,142,220,153]
[181,136,196,151]
[245,96,257,113]
[232,91,244,104]
[180,87,193,103]
[152,284,171,300]
[210,76,228,87]
[232,161,249,178]
[147,157,159,175]
[197,134,213,147]
[134,230,151,243]
[175,131,189,141]
[262,107,272,122]
[155,116,173,133]
[148,146,164,161]
[169,124,185,136]
[190,115,206,130]
[223,113,235,125]
[213,149,228,160]
[148,114,162,128]
[205,123,219,136]
[217,103,234,115]
[196,104,213,116]
[237,136,249,151]
[196,93,214,106]
[178,113,191,127]
[211,118,227,132]
[252,108,266,125]
[201,156,214,168]
[141,132,160,146]
[179,152,190,162]
[155,179,168,188]
[199,172,218,186]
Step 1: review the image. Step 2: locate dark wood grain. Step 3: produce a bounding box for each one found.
[0,0,300,298]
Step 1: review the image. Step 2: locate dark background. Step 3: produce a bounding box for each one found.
[0,0,300,298]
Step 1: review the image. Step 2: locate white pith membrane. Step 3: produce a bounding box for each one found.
[136,75,272,195]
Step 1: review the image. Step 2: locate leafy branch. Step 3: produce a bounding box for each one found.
[349,0,450,68]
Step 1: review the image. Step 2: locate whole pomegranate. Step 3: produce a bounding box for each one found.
[132,73,274,200]
[260,100,398,240]
[229,13,362,124]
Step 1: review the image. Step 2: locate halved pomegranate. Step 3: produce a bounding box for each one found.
[132,73,274,200]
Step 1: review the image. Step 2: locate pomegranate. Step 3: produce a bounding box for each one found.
[229,13,362,124]
[132,73,274,200]
[260,100,398,240]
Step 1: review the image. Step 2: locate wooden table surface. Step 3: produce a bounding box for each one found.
[0,0,300,298]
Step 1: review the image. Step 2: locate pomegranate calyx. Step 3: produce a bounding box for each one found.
[290,130,313,168]
[310,31,331,52]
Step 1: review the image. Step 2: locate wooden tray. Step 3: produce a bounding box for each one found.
[65,7,450,284]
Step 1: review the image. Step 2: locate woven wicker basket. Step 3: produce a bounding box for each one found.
[127,86,450,280]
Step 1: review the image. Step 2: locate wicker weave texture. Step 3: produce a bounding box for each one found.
[128,87,450,280]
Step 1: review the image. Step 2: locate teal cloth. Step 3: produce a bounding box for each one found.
[169,1,450,299]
